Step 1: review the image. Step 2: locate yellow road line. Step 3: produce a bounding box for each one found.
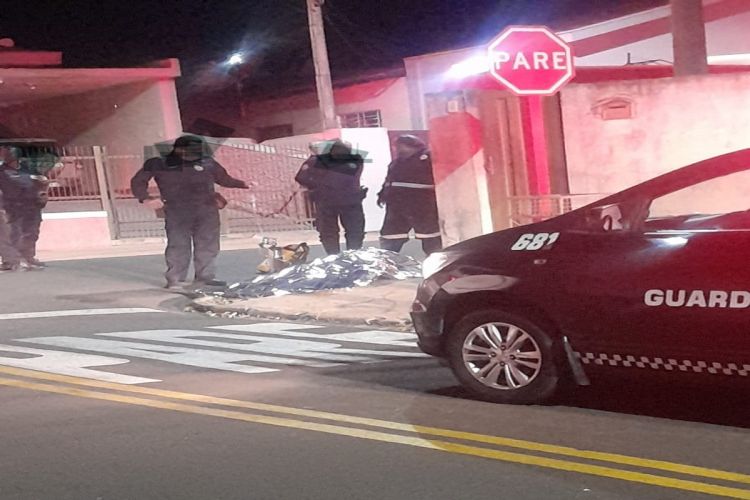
[1,376,749,499]
[1,366,749,487]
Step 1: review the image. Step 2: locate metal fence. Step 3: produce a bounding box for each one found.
[211,141,315,235]
[42,141,316,239]
[44,146,104,213]
[508,194,609,228]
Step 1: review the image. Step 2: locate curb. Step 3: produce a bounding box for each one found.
[187,299,415,332]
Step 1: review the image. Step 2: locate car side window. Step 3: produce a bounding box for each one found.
[574,201,635,233]
[644,169,750,231]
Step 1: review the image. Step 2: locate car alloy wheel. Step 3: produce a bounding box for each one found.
[447,309,560,404]
[462,322,542,390]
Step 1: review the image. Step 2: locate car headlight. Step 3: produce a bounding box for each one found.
[422,252,450,279]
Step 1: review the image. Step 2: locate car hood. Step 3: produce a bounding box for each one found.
[444,219,565,256]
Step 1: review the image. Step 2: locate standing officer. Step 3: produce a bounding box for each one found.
[295,140,366,255]
[131,135,249,289]
[0,145,53,270]
[0,191,20,271]
[377,135,442,255]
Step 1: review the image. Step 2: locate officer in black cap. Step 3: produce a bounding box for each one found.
[377,135,442,255]
[130,135,249,289]
[295,140,366,255]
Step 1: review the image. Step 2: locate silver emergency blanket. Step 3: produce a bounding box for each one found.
[213,248,421,298]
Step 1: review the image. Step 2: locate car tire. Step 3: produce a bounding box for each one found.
[447,309,560,405]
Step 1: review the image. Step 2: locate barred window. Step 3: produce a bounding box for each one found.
[340,110,382,128]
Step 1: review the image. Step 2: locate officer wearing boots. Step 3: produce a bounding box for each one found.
[295,140,366,255]
[0,144,54,270]
[130,135,249,289]
[378,135,442,255]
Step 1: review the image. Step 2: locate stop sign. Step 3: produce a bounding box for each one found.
[487,26,575,96]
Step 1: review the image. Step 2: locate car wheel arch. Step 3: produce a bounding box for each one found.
[441,291,582,386]
[443,291,560,342]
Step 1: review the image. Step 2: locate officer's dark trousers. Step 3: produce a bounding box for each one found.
[164,205,220,285]
[0,210,20,265]
[316,203,365,255]
[5,205,42,261]
[379,195,442,255]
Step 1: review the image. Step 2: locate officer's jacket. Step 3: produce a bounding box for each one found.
[295,153,364,205]
[131,155,245,207]
[379,149,435,204]
[0,167,50,209]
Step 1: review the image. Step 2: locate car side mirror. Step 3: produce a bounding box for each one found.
[583,203,625,232]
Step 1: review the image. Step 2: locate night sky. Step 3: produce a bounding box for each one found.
[3,0,660,95]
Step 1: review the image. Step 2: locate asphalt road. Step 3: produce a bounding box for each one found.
[0,244,748,500]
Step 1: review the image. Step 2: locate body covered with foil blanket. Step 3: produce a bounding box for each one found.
[215,248,421,298]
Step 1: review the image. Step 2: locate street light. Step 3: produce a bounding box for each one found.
[227,53,244,66]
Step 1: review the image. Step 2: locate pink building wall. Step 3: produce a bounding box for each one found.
[1,80,182,154]
[244,77,413,137]
[560,71,750,195]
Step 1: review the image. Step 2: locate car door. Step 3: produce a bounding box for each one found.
[634,229,750,365]
[547,160,750,377]
[539,223,687,360]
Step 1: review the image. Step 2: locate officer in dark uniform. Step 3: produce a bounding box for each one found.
[295,140,366,255]
[0,145,53,270]
[378,135,442,255]
[130,135,249,289]
[0,191,21,271]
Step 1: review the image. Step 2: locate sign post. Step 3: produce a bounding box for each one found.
[487,26,575,96]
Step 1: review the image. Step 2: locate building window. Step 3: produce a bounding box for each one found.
[256,124,293,142]
[340,110,382,128]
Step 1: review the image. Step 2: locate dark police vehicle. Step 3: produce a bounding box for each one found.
[412,149,750,404]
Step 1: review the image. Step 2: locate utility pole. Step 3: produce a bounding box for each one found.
[671,0,708,76]
[306,0,339,130]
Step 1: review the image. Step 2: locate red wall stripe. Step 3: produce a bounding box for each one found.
[571,0,750,57]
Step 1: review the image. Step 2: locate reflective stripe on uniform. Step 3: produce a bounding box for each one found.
[380,233,411,239]
[388,182,435,189]
[415,232,442,239]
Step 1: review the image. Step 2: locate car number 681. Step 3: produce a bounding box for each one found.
[511,232,560,251]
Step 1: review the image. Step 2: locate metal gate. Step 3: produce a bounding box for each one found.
[100,141,316,239]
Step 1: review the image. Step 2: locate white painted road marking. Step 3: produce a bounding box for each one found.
[99,330,378,363]
[102,328,426,360]
[210,322,422,348]
[2,323,427,384]
[21,337,279,375]
[0,344,158,384]
[0,308,164,321]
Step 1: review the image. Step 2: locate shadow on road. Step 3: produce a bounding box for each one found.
[321,358,749,429]
[429,376,750,430]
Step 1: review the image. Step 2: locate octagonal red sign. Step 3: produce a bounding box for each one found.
[487,25,575,96]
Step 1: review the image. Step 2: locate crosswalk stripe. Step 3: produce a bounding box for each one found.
[0,308,164,320]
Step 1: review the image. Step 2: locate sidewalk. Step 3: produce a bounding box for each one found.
[38,231,381,262]
[190,278,420,331]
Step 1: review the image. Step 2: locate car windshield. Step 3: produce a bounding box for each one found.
[570,157,750,233]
